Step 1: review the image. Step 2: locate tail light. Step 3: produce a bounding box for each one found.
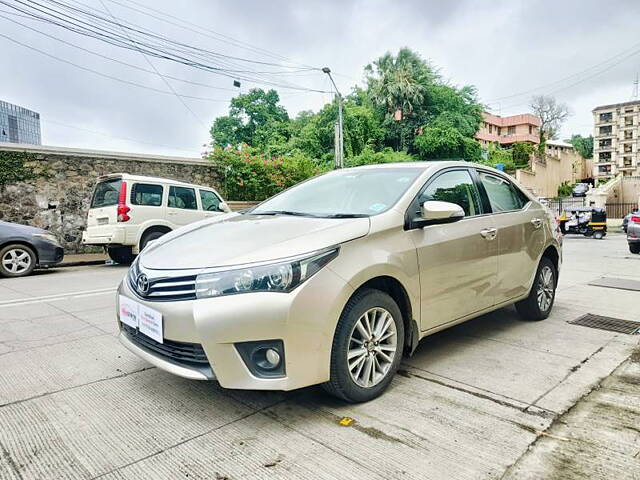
[117,181,130,222]
[631,215,640,224]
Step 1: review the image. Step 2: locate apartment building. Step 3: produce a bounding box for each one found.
[593,100,640,179]
[475,112,541,147]
[0,100,41,145]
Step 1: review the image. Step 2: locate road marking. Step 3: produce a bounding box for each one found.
[0,287,117,307]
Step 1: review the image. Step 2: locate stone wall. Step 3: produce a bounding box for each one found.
[514,150,586,198]
[0,144,222,253]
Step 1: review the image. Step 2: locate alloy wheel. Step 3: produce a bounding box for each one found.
[536,265,554,312]
[347,307,397,388]
[2,248,32,274]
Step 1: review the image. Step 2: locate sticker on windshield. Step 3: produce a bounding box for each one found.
[369,203,387,212]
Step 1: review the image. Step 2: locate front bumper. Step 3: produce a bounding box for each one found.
[116,265,354,391]
[35,241,64,266]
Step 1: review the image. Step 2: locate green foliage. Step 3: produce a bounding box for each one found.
[414,125,482,162]
[0,150,44,190]
[557,181,573,197]
[567,134,593,159]
[345,147,416,167]
[511,142,534,168]
[207,147,326,201]
[210,89,290,151]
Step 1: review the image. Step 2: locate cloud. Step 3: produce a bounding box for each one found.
[0,0,638,155]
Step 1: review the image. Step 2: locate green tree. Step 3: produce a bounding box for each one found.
[511,142,534,168]
[567,134,593,159]
[210,89,289,150]
[414,125,482,162]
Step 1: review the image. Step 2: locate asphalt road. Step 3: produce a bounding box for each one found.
[0,234,639,479]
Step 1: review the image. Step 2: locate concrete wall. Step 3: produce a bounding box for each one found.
[0,144,222,253]
[515,149,586,198]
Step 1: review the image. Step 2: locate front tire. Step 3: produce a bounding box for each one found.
[630,243,640,254]
[0,244,36,278]
[107,246,135,265]
[323,289,404,403]
[516,257,557,321]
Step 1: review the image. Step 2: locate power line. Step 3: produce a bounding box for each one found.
[97,0,206,128]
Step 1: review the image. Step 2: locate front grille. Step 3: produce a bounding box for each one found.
[122,324,209,364]
[129,272,197,301]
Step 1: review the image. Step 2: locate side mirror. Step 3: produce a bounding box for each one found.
[219,201,231,213]
[412,201,465,228]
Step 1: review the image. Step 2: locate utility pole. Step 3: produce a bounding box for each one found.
[322,67,343,168]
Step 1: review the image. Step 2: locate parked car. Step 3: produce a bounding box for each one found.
[82,173,231,264]
[116,162,562,403]
[622,209,639,233]
[0,221,64,277]
[627,213,640,254]
[571,183,590,197]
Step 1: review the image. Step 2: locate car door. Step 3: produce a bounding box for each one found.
[166,185,203,226]
[129,182,165,226]
[475,170,546,304]
[198,189,225,219]
[408,168,499,331]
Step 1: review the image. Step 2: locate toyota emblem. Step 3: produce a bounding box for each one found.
[136,273,150,295]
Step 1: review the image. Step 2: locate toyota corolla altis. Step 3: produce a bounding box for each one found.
[117,161,562,402]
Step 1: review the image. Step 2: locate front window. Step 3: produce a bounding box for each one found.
[199,190,221,211]
[91,179,121,208]
[418,170,481,217]
[251,168,424,217]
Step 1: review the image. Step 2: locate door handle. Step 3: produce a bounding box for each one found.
[531,218,543,229]
[480,228,497,240]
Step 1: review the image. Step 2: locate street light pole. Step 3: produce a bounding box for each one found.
[322,67,343,168]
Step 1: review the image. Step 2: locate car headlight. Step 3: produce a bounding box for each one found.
[195,247,339,299]
[33,232,61,246]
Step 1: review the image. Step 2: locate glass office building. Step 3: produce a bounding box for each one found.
[0,100,41,145]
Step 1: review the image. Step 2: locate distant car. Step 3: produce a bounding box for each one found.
[622,209,639,233]
[0,221,64,277]
[627,214,640,254]
[572,183,590,197]
[82,173,231,264]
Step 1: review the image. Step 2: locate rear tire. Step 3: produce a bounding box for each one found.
[322,289,404,403]
[0,244,36,278]
[140,230,167,251]
[630,243,640,254]
[107,246,135,265]
[516,257,557,321]
[593,230,604,240]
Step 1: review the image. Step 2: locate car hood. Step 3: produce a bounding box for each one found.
[140,213,370,270]
[0,221,47,236]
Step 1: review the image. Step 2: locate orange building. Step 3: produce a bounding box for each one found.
[475,112,541,147]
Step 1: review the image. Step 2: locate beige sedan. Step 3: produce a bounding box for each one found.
[117,162,562,403]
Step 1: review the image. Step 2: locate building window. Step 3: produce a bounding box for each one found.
[625,116,634,127]
[599,112,613,122]
[623,156,633,167]
[507,126,516,135]
[599,152,611,161]
[488,124,493,133]
[624,130,633,140]
[599,126,612,136]
[528,125,532,134]
[599,138,612,147]
[623,143,633,153]
[625,108,634,113]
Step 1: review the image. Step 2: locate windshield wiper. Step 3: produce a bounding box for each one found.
[320,213,370,218]
[252,210,317,217]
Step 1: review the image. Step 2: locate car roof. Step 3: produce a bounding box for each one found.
[97,173,216,191]
[343,160,509,176]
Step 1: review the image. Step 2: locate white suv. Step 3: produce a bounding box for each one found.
[82,173,230,263]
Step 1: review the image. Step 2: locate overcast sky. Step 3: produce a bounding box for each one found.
[2,0,640,157]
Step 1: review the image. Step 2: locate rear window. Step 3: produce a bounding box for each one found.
[131,183,163,206]
[91,179,121,208]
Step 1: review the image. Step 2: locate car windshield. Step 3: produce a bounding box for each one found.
[251,167,424,217]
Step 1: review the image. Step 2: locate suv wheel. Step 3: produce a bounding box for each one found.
[515,257,557,321]
[630,243,640,254]
[0,244,36,278]
[107,246,135,265]
[323,289,404,403]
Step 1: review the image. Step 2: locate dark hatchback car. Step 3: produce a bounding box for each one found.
[0,221,64,277]
[571,183,590,197]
